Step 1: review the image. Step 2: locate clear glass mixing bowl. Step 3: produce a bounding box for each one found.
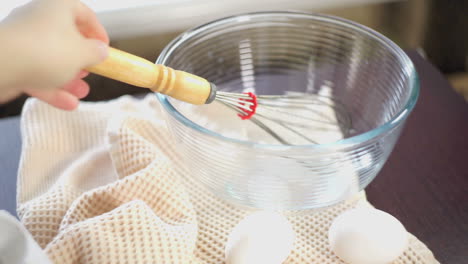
[156,11,419,210]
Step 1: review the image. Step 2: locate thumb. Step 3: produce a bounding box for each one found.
[77,39,109,68]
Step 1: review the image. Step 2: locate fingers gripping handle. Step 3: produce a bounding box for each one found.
[86,47,213,105]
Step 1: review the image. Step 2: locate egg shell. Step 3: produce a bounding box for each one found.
[225,211,295,264]
[328,207,408,264]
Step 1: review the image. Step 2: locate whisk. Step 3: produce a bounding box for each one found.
[87,47,258,119]
[87,47,350,144]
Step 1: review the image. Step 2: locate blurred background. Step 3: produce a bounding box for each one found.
[1,0,467,117]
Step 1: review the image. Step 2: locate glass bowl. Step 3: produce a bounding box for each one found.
[156,11,419,210]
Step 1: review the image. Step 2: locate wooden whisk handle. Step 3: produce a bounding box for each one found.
[86,47,212,105]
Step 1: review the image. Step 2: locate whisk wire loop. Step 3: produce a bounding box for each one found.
[214,91,351,145]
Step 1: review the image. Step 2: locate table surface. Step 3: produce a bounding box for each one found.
[366,51,468,264]
[1,51,467,263]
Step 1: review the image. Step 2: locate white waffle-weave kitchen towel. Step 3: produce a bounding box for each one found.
[14,94,439,263]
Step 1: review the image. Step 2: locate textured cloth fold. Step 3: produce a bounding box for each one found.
[16,95,439,263]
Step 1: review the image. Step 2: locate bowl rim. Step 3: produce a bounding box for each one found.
[156,10,420,150]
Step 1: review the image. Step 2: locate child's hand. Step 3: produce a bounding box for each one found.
[0,0,109,110]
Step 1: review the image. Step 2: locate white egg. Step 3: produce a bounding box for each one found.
[328,207,408,264]
[225,211,295,264]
